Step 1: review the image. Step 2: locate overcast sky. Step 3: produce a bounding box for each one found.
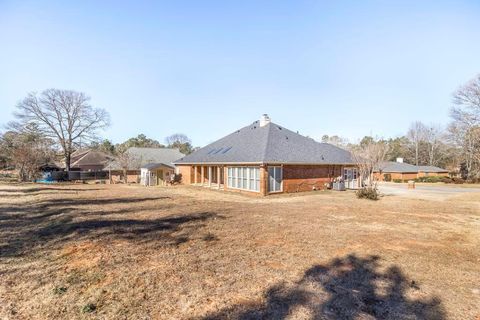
[1,0,479,146]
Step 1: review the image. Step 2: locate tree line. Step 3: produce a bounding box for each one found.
[322,74,480,181]
[1,74,479,181]
[0,89,195,181]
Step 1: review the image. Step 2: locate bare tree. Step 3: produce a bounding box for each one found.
[115,149,143,184]
[351,139,389,189]
[11,89,110,171]
[424,124,444,166]
[165,133,193,154]
[165,133,191,146]
[407,121,428,166]
[449,74,480,179]
[1,125,55,181]
[321,135,348,147]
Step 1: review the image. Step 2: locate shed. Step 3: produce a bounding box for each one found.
[140,163,175,186]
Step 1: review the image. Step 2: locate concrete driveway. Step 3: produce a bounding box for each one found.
[377,182,480,200]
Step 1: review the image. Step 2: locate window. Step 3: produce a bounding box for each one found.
[344,168,358,181]
[268,166,282,192]
[234,167,238,188]
[243,167,248,189]
[226,166,260,192]
[228,168,232,187]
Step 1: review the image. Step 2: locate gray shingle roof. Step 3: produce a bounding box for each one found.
[376,162,448,173]
[417,165,449,173]
[174,121,355,165]
[105,147,184,170]
[377,161,419,173]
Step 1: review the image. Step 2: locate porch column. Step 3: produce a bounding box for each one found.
[217,166,221,189]
[201,166,204,185]
[260,164,268,196]
[208,166,212,187]
[194,166,197,185]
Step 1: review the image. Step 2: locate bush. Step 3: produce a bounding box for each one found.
[356,187,379,200]
[82,303,96,313]
[392,179,403,183]
[441,177,453,184]
[53,286,67,295]
[415,176,443,183]
[452,177,465,184]
[466,178,480,184]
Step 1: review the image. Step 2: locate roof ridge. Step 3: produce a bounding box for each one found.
[260,122,273,163]
[70,151,90,167]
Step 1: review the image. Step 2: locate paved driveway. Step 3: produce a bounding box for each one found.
[378,182,480,199]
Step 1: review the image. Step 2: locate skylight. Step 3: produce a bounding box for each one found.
[222,146,232,154]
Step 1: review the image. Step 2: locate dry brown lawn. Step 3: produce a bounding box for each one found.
[0,183,479,319]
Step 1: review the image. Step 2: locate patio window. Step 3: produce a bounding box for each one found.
[227,166,260,192]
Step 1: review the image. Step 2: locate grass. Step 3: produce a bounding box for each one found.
[0,183,479,319]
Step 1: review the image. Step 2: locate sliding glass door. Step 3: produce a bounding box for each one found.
[268,166,282,193]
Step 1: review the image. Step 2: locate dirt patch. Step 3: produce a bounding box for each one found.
[0,183,479,319]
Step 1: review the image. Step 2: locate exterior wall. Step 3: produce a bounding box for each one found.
[177,164,357,195]
[282,165,343,193]
[177,165,193,184]
[375,170,449,182]
[418,171,449,178]
[375,172,430,181]
[109,170,140,184]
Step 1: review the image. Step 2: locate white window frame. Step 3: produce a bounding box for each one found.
[268,166,283,193]
[226,166,260,192]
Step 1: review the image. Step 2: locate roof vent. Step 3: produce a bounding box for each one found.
[396,157,404,163]
[259,114,271,127]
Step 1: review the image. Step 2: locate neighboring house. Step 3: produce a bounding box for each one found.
[69,149,113,171]
[105,147,183,184]
[417,165,449,177]
[374,158,449,181]
[174,114,360,195]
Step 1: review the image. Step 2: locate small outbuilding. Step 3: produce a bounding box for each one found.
[105,147,184,184]
[140,163,175,186]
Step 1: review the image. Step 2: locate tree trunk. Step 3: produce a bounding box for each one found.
[415,143,419,166]
[65,152,71,172]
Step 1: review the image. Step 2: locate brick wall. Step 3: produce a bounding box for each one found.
[417,172,449,178]
[282,165,343,193]
[109,170,140,184]
[177,165,193,184]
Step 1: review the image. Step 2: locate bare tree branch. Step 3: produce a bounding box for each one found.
[12,89,110,171]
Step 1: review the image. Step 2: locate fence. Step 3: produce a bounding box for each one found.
[48,171,109,181]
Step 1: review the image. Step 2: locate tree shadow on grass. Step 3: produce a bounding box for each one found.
[0,190,222,258]
[202,254,445,320]
[0,210,220,258]
[0,187,104,193]
[0,196,171,217]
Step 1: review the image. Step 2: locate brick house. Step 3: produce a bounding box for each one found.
[174,115,360,196]
[374,158,449,182]
[69,149,113,171]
